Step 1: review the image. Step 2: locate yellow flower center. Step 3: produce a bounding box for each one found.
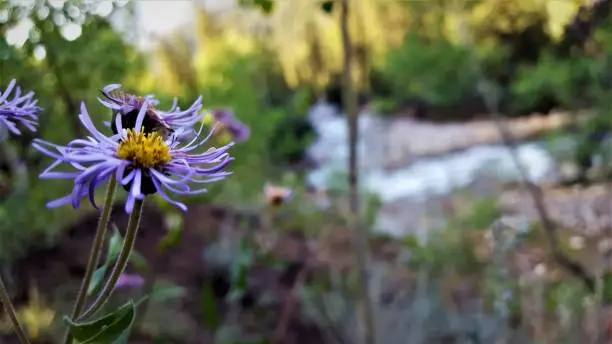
[116,129,172,168]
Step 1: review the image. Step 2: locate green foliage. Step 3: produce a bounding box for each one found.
[239,0,275,15]
[64,300,136,344]
[201,283,221,330]
[506,19,612,116]
[381,33,479,109]
[0,3,145,263]
[145,281,186,304]
[267,114,316,169]
[403,229,483,276]
[152,197,184,254]
[183,47,292,203]
[229,237,255,301]
[88,227,147,296]
[150,34,315,206]
[510,53,594,113]
[601,271,612,304]
[453,197,501,231]
[545,279,588,312]
[0,186,72,262]
[155,220,183,255]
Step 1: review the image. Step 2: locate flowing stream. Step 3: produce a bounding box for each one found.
[306,102,557,202]
[305,102,560,235]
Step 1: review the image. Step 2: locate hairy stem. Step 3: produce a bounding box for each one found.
[340,0,377,343]
[78,199,144,320]
[63,175,117,344]
[0,276,30,344]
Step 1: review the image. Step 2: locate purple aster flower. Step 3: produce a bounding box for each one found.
[115,273,145,289]
[32,99,233,214]
[0,79,41,136]
[98,84,203,135]
[210,108,250,143]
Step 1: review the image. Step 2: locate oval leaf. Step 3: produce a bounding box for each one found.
[149,281,186,303]
[86,226,123,296]
[107,226,123,261]
[129,250,148,271]
[108,224,148,271]
[87,266,108,296]
[64,300,136,343]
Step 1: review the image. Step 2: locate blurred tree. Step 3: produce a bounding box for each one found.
[1,0,144,139]
[0,0,145,262]
[557,0,612,56]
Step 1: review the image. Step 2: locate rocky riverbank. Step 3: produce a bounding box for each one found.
[306,102,598,236]
[308,102,586,170]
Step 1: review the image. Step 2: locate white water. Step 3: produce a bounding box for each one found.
[306,102,557,203]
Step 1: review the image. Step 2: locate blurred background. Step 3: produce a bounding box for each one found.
[3,0,612,343]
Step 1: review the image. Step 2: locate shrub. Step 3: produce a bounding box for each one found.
[380,33,479,112]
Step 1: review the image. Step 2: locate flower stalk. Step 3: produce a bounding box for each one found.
[30,84,233,341]
[62,174,117,344]
[0,276,30,344]
[78,199,145,320]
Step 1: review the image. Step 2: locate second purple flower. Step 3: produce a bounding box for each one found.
[33,98,234,214]
[0,79,41,136]
[210,108,250,143]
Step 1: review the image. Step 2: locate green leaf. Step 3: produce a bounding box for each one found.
[129,250,148,271]
[109,224,148,271]
[603,271,612,304]
[156,221,183,254]
[64,300,136,344]
[201,283,221,330]
[149,281,186,303]
[107,226,123,261]
[87,226,148,296]
[112,331,130,344]
[230,239,254,294]
[87,266,108,296]
[320,1,334,13]
[87,227,122,296]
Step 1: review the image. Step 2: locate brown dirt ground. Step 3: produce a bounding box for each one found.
[2,202,328,344]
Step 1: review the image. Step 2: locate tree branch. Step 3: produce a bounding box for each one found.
[340,0,378,343]
[452,2,596,292]
[478,81,595,292]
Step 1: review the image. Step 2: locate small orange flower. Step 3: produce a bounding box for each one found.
[264,183,292,206]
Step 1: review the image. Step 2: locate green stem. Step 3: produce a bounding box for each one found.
[78,199,145,320]
[63,174,117,344]
[0,276,30,344]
